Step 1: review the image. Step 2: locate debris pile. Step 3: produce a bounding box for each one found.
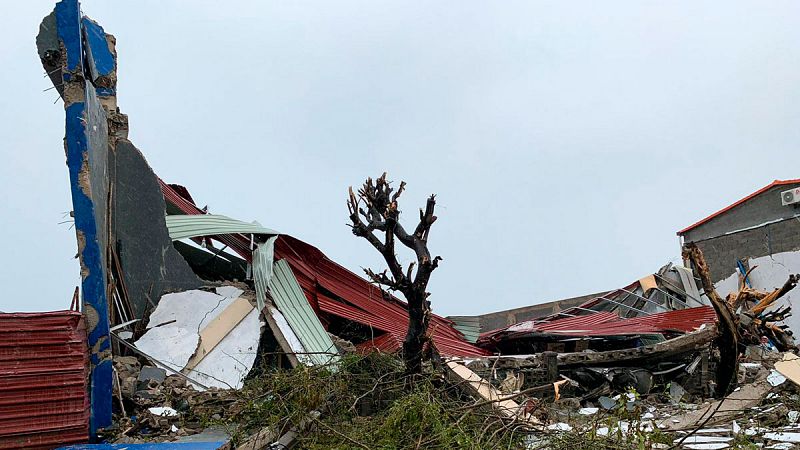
[102,353,534,449]
[25,0,800,448]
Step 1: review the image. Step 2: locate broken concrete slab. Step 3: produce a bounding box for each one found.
[136,366,167,391]
[133,287,261,389]
[111,139,202,319]
[658,374,772,431]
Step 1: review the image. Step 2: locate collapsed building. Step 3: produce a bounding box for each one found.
[5,1,485,447]
[3,1,800,448]
[678,179,800,336]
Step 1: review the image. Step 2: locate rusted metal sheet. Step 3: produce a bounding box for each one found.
[0,311,89,449]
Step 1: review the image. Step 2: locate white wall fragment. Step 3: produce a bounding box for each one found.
[768,370,787,387]
[764,432,800,443]
[715,250,800,335]
[149,407,178,417]
[547,423,572,432]
[134,288,260,390]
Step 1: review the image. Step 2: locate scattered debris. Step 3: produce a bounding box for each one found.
[14,0,800,448]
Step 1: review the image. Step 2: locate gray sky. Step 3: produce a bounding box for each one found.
[2,1,799,315]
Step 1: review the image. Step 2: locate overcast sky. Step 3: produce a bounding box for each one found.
[1,1,799,315]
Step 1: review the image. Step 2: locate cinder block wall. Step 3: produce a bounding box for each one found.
[693,218,800,282]
[683,182,800,282]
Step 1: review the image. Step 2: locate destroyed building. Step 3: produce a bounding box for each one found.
[4,1,800,448]
[3,1,484,447]
[678,179,800,337]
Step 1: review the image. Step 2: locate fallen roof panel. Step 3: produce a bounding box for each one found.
[481,305,716,343]
[159,182,488,357]
[269,259,339,367]
[165,214,278,240]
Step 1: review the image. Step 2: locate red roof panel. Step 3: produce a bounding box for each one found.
[160,181,489,357]
[0,311,89,449]
[480,306,716,344]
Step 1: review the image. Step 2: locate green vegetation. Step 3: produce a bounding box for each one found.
[185,353,527,449]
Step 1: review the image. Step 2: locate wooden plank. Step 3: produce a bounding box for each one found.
[445,360,525,421]
[463,323,718,371]
[183,297,254,372]
[262,306,301,368]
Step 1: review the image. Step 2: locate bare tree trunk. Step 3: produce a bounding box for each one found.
[347,173,440,375]
[683,243,739,396]
[403,291,431,374]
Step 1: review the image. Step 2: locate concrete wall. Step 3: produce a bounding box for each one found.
[682,182,800,336]
[715,249,800,336]
[683,182,800,243]
[692,217,800,283]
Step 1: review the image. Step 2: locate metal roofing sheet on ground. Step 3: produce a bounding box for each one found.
[481,306,716,343]
[0,311,89,449]
[269,259,339,366]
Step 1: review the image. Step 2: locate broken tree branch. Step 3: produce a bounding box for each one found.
[682,242,739,396]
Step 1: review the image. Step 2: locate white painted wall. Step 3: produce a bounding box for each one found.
[715,250,800,336]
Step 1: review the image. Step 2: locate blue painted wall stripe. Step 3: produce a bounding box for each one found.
[55,0,113,438]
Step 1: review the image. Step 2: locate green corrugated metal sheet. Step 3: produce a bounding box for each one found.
[165,214,278,241]
[253,237,277,312]
[269,259,339,367]
[446,316,481,343]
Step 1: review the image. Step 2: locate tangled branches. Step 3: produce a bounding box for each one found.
[191,354,525,449]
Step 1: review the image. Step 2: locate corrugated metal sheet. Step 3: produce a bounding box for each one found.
[0,311,89,449]
[575,305,717,336]
[160,182,488,357]
[446,316,481,343]
[252,236,277,312]
[506,312,620,334]
[269,259,339,367]
[356,333,402,354]
[165,214,278,241]
[481,306,716,343]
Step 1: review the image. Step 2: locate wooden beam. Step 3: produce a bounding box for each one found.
[183,297,254,372]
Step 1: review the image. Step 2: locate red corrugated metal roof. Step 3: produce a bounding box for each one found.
[504,312,619,334]
[481,306,716,344]
[159,181,489,357]
[0,310,89,449]
[678,179,800,235]
[356,333,401,354]
[551,306,716,336]
[276,235,489,357]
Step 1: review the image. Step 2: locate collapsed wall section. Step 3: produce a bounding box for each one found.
[37,0,202,435]
[110,139,202,319]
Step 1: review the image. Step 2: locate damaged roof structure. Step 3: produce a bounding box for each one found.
[3,0,799,448]
[30,1,484,445]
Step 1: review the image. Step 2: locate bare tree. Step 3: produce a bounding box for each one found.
[347,173,440,374]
